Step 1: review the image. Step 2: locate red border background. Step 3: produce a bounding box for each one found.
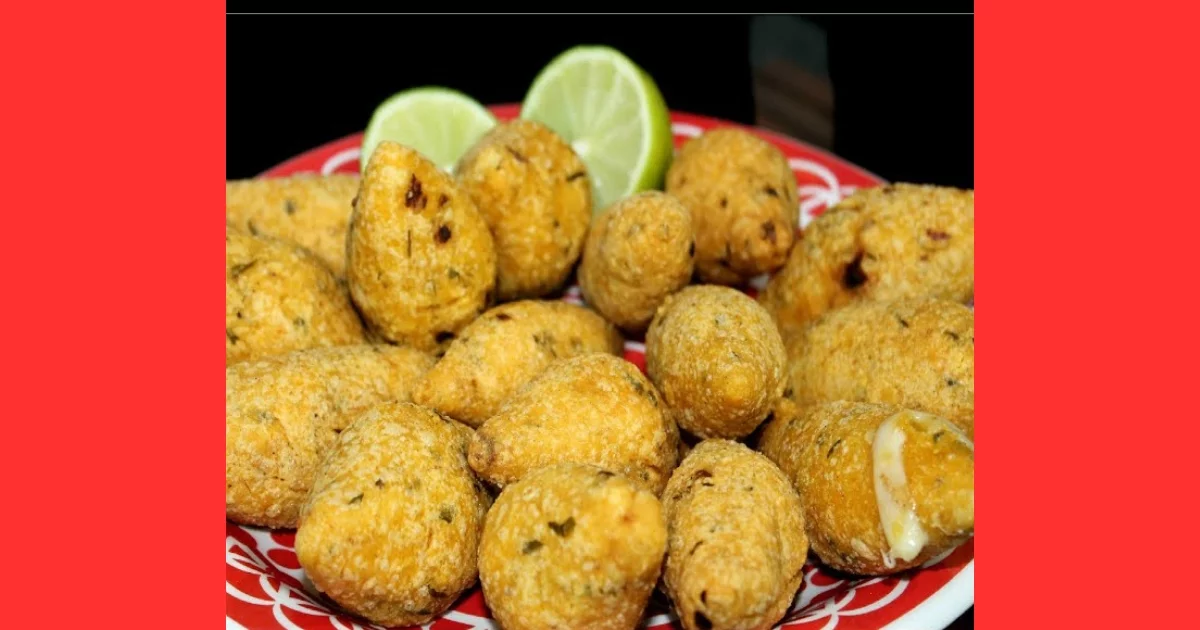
[4,4,1199,630]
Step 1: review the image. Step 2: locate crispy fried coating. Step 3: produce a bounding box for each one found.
[579,191,695,333]
[347,141,497,353]
[478,463,667,630]
[225,345,433,528]
[760,183,974,344]
[646,285,787,439]
[665,128,798,285]
[412,300,624,427]
[758,401,974,576]
[662,440,808,630]
[225,228,365,365]
[469,353,679,495]
[295,402,490,627]
[456,120,591,300]
[225,174,359,276]
[787,298,974,436]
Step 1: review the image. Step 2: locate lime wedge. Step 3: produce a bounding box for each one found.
[520,46,673,212]
[362,87,497,173]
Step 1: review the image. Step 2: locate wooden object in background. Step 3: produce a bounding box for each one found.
[753,58,834,149]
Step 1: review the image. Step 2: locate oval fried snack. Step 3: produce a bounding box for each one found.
[788,297,974,437]
[579,191,695,333]
[646,285,787,440]
[295,402,490,628]
[347,141,497,353]
[759,401,974,576]
[226,228,365,365]
[412,300,624,428]
[478,463,667,630]
[662,440,808,630]
[469,353,679,495]
[457,119,592,301]
[665,128,798,285]
[225,345,433,528]
[760,183,974,344]
[225,174,359,277]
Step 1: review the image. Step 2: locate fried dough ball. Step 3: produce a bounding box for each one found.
[759,401,974,576]
[347,141,497,353]
[225,228,364,365]
[578,191,695,333]
[646,285,787,439]
[469,353,679,495]
[225,345,433,528]
[662,440,808,630]
[665,128,798,285]
[295,402,490,627]
[787,297,974,437]
[225,174,359,276]
[412,300,624,428]
[760,183,974,344]
[478,463,667,630]
[456,119,591,300]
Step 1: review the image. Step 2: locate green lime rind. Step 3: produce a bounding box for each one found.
[519,46,673,212]
[361,86,497,173]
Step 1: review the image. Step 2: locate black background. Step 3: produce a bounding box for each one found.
[227,14,973,189]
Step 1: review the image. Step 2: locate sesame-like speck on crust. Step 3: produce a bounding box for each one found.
[225,227,365,365]
[469,353,680,496]
[478,463,667,630]
[295,402,490,628]
[760,183,974,345]
[665,128,798,286]
[662,440,808,630]
[225,344,433,529]
[579,191,695,333]
[456,119,592,301]
[758,401,973,576]
[412,300,624,428]
[646,285,787,440]
[225,174,360,277]
[347,141,497,354]
[787,297,975,437]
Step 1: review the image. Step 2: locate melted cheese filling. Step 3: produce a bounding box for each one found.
[873,412,930,566]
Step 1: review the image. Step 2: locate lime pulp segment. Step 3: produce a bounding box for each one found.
[520,47,673,212]
[362,87,497,173]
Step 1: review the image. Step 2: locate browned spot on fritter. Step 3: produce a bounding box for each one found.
[404,174,427,209]
[843,252,867,289]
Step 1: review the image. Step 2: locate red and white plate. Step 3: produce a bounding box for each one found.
[226,105,975,630]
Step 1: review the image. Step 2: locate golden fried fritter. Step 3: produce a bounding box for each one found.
[662,440,808,630]
[469,353,679,495]
[666,128,798,285]
[225,228,364,365]
[225,345,433,528]
[413,300,624,427]
[478,463,667,630]
[759,401,974,576]
[579,191,695,333]
[787,297,974,436]
[347,141,497,353]
[225,174,359,276]
[760,183,974,344]
[457,120,591,300]
[295,402,490,627]
[646,285,787,439]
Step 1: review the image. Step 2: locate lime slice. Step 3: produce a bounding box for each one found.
[520,46,673,212]
[362,87,497,173]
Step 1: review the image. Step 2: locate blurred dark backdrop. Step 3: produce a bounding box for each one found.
[227,15,973,189]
